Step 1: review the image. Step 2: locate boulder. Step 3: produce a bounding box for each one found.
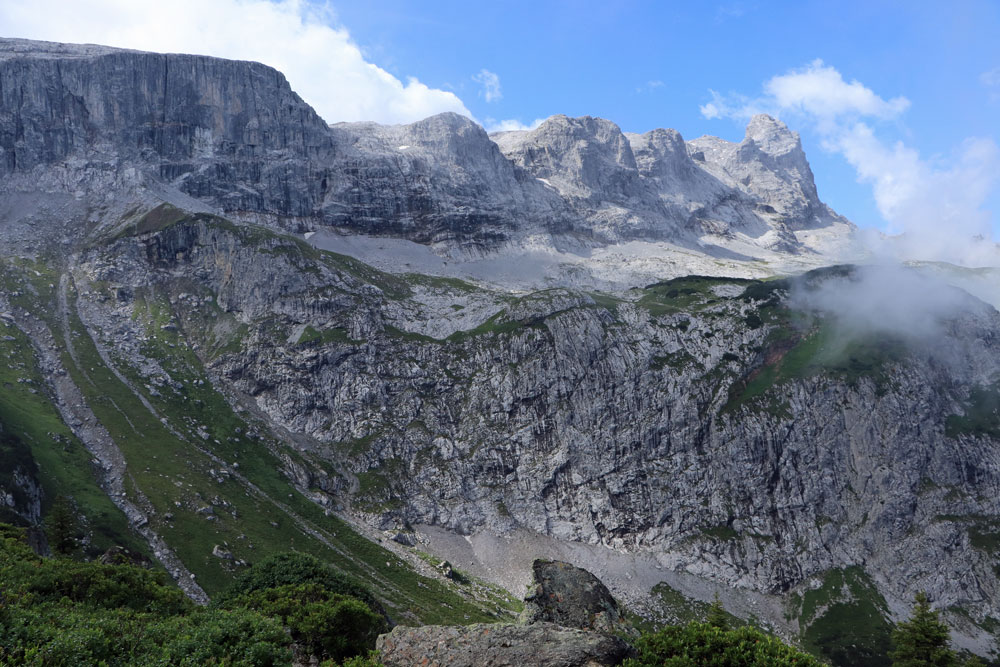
[376,622,632,667]
[519,559,630,635]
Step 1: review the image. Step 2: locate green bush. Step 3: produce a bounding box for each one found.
[228,584,387,662]
[0,522,294,666]
[218,552,385,619]
[624,622,824,666]
[149,607,292,666]
[24,559,189,614]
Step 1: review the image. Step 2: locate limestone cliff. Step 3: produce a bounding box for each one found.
[0,37,851,260]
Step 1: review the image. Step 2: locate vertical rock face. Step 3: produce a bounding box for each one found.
[0,425,43,528]
[689,114,837,230]
[75,215,1000,650]
[629,128,694,184]
[0,38,334,169]
[494,115,640,200]
[0,460,43,527]
[324,112,533,244]
[0,37,852,256]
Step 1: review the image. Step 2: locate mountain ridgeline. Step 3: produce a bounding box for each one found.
[0,37,998,665]
[0,37,848,254]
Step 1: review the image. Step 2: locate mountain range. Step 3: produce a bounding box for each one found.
[1,37,999,664]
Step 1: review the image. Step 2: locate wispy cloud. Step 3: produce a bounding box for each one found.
[715,2,753,22]
[702,60,999,264]
[473,69,502,103]
[635,79,664,94]
[0,0,472,125]
[982,67,1000,103]
[484,117,547,133]
[701,59,909,126]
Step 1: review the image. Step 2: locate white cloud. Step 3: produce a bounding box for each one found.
[0,0,473,125]
[635,79,664,94]
[702,60,999,264]
[699,89,761,120]
[483,117,547,133]
[473,69,502,103]
[701,60,908,126]
[764,60,909,122]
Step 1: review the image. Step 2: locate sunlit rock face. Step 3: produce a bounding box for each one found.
[0,37,852,259]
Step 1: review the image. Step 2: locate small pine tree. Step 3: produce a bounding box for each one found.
[45,495,81,557]
[706,593,730,631]
[890,591,956,667]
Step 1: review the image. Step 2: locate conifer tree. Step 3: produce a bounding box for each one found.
[45,495,81,556]
[890,591,956,667]
[707,592,730,631]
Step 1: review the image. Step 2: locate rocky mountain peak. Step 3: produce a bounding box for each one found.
[743,113,801,157]
[627,127,691,180]
[491,114,639,203]
[685,113,835,231]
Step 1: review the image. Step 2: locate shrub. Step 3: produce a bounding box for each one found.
[624,622,823,666]
[229,584,387,662]
[218,552,385,619]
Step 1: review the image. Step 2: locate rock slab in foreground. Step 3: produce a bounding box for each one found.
[375,622,633,667]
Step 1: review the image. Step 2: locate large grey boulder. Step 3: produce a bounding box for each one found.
[519,559,631,635]
[375,622,633,667]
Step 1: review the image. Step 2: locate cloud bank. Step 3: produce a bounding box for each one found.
[0,0,473,125]
[789,265,969,343]
[702,60,999,266]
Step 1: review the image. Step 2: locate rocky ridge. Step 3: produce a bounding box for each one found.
[377,560,634,667]
[0,37,856,282]
[65,213,1000,656]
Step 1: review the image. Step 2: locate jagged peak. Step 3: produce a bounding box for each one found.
[743,114,801,157]
[628,127,686,154]
[530,114,627,143]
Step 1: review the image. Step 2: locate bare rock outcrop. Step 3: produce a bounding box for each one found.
[375,622,632,667]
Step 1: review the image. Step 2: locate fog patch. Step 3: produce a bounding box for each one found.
[788,265,973,345]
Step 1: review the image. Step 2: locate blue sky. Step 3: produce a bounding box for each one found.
[3,0,998,241]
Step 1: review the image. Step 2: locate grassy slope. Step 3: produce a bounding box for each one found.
[792,567,893,667]
[0,251,515,625]
[0,260,145,555]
